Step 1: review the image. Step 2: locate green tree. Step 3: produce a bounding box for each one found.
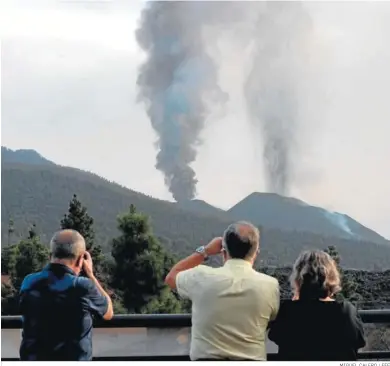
[60,194,104,270]
[112,298,128,314]
[1,228,50,315]
[325,245,361,302]
[1,282,18,315]
[28,223,38,240]
[325,245,340,266]
[1,245,18,275]
[10,232,50,290]
[61,194,95,250]
[111,204,182,314]
[8,218,14,246]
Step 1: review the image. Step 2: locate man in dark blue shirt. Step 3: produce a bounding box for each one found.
[19,229,114,361]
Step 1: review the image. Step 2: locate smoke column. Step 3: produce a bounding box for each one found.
[244,1,313,195]
[136,1,227,202]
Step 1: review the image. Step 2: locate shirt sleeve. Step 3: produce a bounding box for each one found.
[19,286,28,314]
[19,274,35,314]
[343,301,366,349]
[176,266,204,300]
[270,282,281,321]
[79,278,109,319]
[268,301,287,346]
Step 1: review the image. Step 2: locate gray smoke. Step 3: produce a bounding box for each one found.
[244,1,313,195]
[136,1,227,202]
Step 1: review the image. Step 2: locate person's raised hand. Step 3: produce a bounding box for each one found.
[82,251,94,278]
[205,237,223,256]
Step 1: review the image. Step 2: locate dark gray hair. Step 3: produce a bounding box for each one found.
[50,229,86,260]
[290,250,341,299]
[222,221,260,259]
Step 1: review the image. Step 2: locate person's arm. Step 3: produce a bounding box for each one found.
[82,252,113,320]
[89,275,114,320]
[18,274,32,315]
[270,282,281,321]
[165,237,222,290]
[344,301,366,349]
[268,302,287,346]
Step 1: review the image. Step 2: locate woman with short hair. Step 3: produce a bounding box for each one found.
[268,250,366,361]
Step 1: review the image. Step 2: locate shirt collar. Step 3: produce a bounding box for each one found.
[46,262,76,276]
[223,258,253,269]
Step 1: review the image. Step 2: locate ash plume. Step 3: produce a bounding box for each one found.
[244,1,313,195]
[136,1,227,202]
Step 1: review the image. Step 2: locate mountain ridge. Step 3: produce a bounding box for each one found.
[1,146,54,166]
[227,192,387,244]
[2,146,387,244]
[2,146,390,270]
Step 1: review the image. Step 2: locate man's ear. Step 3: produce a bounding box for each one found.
[75,255,84,269]
[253,249,259,263]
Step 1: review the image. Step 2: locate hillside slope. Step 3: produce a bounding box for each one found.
[175,199,228,218]
[2,161,390,270]
[1,162,231,246]
[1,146,54,166]
[228,192,388,245]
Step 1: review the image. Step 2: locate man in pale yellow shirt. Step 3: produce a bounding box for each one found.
[165,221,280,360]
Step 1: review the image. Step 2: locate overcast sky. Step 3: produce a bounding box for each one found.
[1,1,390,239]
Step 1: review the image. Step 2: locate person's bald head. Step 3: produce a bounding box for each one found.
[222,221,260,261]
[50,229,86,261]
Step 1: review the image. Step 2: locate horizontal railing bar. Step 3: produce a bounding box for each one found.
[93,351,390,361]
[2,309,390,329]
[2,351,390,362]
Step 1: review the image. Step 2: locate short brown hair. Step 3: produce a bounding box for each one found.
[290,250,341,299]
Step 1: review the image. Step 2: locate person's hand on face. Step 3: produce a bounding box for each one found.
[205,237,223,256]
[82,251,94,278]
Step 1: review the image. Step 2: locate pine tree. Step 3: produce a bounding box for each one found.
[2,227,50,314]
[325,245,340,266]
[61,194,95,250]
[325,245,361,302]
[60,194,104,270]
[1,282,18,315]
[10,228,50,290]
[1,245,17,275]
[28,223,38,240]
[8,218,14,246]
[111,204,182,314]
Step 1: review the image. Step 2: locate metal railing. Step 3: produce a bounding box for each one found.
[2,310,390,361]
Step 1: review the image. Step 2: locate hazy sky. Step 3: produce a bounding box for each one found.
[1,1,390,239]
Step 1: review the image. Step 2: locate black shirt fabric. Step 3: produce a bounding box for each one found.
[19,263,108,361]
[268,299,366,361]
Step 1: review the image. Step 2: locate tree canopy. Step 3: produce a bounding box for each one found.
[1,227,49,314]
[111,204,182,314]
[61,194,105,271]
[325,245,360,302]
[8,231,49,290]
[61,194,95,250]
